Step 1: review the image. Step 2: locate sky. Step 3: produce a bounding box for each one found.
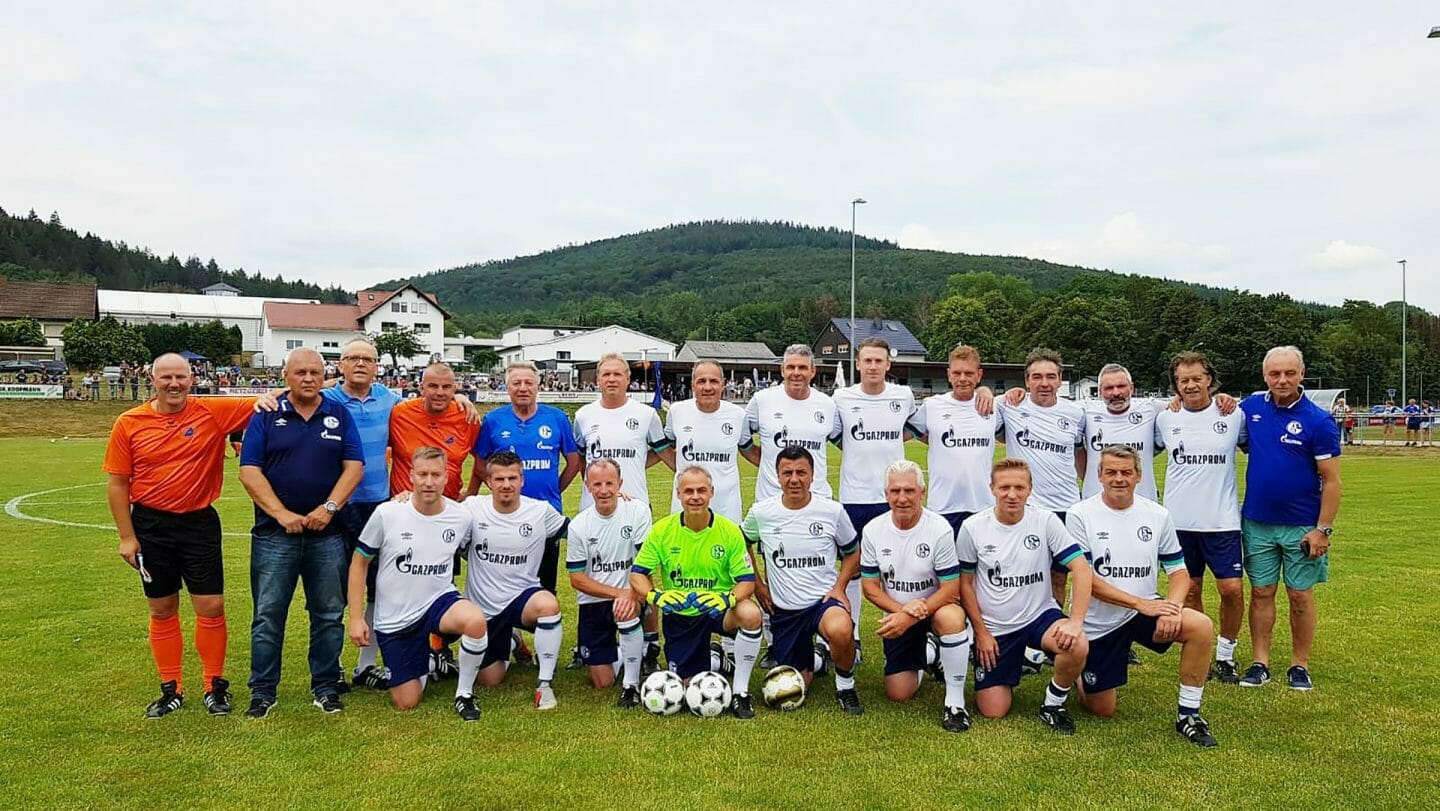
[4,2,1437,311]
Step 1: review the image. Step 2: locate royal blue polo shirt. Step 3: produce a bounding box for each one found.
[1239,391,1341,526]
[321,382,402,503]
[241,394,364,535]
[474,404,578,511]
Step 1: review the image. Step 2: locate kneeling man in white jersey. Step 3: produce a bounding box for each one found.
[1068,446,1219,747]
[348,447,491,721]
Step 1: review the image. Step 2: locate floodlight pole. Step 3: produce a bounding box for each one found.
[849,197,867,384]
[1399,259,1407,405]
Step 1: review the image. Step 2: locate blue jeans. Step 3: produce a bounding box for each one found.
[248,527,347,700]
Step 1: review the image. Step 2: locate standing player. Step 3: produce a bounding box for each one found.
[742,447,863,715]
[461,451,570,708]
[956,459,1093,734]
[630,467,763,718]
[1404,398,1422,446]
[744,344,842,503]
[104,353,260,717]
[566,459,653,707]
[347,447,491,721]
[391,363,482,501]
[909,344,1003,533]
[1156,351,1248,683]
[665,360,754,523]
[1069,446,1219,747]
[1077,364,1163,501]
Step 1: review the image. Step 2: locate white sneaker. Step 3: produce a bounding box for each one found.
[534,684,557,710]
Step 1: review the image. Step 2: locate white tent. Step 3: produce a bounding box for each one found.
[835,362,846,389]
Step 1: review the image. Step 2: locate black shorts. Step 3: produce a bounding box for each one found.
[770,598,847,672]
[577,602,621,666]
[661,612,732,679]
[1081,613,1174,693]
[131,503,224,599]
[881,616,933,676]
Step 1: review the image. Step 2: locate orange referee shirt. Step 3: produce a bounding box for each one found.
[388,398,479,500]
[103,397,258,514]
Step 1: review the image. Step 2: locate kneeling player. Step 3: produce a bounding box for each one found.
[860,460,974,732]
[630,466,763,718]
[1070,446,1219,747]
[462,451,569,709]
[957,459,1092,734]
[348,447,490,720]
[743,446,863,714]
[567,458,653,707]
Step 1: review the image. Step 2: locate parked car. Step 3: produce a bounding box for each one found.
[102,366,123,381]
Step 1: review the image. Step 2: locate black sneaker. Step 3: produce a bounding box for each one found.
[353,665,390,690]
[730,693,755,719]
[312,693,345,714]
[641,645,661,678]
[1286,665,1314,691]
[758,650,777,671]
[244,696,277,719]
[941,705,972,733]
[1239,662,1271,688]
[511,632,535,667]
[1038,704,1076,735]
[203,677,232,716]
[432,645,459,680]
[1176,713,1218,748]
[1127,646,1143,666]
[1209,659,1241,685]
[145,681,184,719]
[454,695,481,722]
[566,646,586,671]
[334,678,352,695]
[617,686,641,709]
[836,688,864,716]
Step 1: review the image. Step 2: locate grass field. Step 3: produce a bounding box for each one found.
[1,401,1438,809]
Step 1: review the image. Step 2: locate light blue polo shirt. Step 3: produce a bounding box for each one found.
[1239,391,1341,526]
[322,382,402,503]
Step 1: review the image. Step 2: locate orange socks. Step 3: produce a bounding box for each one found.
[149,615,185,692]
[194,614,227,685]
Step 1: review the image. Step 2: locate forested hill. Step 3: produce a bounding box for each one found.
[0,207,351,302]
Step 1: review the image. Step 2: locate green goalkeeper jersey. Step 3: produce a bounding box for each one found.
[632,510,754,616]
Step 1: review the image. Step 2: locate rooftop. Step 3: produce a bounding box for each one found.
[824,317,927,355]
[0,278,97,321]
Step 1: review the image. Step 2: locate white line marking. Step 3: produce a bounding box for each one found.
[4,482,250,537]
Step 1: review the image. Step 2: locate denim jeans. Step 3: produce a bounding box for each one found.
[248,526,347,700]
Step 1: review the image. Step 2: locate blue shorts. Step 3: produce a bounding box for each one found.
[1407,418,1423,430]
[1177,529,1243,580]
[882,616,933,676]
[480,587,543,669]
[770,598,847,672]
[974,607,1068,690]
[375,590,464,688]
[843,503,891,536]
[1081,613,1174,693]
[661,612,732,679]
[941,511,976,536]
[577,601,620,666]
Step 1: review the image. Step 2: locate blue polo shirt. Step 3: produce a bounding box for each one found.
[474,404,578,511]
[241,394,364,534]
[1239,391,1341,526]
[321,382,402,503]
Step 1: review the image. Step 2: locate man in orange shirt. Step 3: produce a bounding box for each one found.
[103,353,259,719]
[389,363,481,500]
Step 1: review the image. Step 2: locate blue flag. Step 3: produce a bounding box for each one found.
[651,360,663,410]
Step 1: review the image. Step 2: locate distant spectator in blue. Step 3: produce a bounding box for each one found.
[1403,398,1423,446]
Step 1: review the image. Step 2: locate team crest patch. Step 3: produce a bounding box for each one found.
[808,522,825,537]
[519,523,534,537]
[1128,412,1144,425]
[1213,421,1228,434]
[916,543,931,558]
[1057,417,1072,431]
[1023,534,1041,550]
[889,400,903,412]
[442,529,456,544]
[711,545,726,560]
[539,425,553,439]
[184,427,196,437]
[621,526,634,540]
[626,418,640,430]
[813,411,826,423]
[323,416,339,429]
[1083,671,1097,686]
[1137,526,1154,542]
[1286,420,1304,435]
[721,422,734,435]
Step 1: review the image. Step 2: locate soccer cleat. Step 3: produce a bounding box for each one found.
[353,665,390,691]
[454,695,481,722]
[730,693,755,719]
[431,645,459,680]
[512,631,535,666]
[1286,665,1314,691]
[941,705,973,733]
[334,678,352,695]
[1037,705,1076,735]
[641,644,661,678]
[1127,646,1143,666]
[566,645,585,671]
[1176,714,1219,748]
[758,650,777,671]
[836,688,864,716]
[617,686,642,709]
[244,696,277,719]
[534,683,557,711]
[145,681,184,719]
[1209,659,1241,685]
[203,677,232,716]
[312,693,345,714]
[1239,662,1271,688]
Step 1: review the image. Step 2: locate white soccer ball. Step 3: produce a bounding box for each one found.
[640,670,685,716]
[1023,646,1048,668]
[684,670,732,718]
[761,665,806,711]
[925,633,940,667]
[812,635,831,675]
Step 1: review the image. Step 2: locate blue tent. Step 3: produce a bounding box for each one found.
[179,350,209,361]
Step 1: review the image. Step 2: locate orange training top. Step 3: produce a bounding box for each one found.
[103,397,258,514]
[387,398,479,500]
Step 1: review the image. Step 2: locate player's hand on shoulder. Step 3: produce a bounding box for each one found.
[391,490,413,504]
[254,389,285,412]
[1002,387,1027,407]
[1216,393,1237,415]
[457,395,482,424]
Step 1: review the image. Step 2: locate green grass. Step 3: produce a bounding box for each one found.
[1,424,1438,808]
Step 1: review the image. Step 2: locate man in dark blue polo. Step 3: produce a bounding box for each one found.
[239,348,364,718]
[1237,346,1342,692]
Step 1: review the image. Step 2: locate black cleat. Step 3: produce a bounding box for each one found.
[334,678,352,695]
[1209,659,1241,685]
[758,650,777,671]
[1176,713,1218,748]
[730,693,755,719]
[1038,704,1076,735]
[312,693,344,714]
[145,681,184,719]
[1239,662,1271,688]
[566,645,586,671]
[617,686,642,709]
[203,677,232,716]
[353,665,390,691]
[1127,646,1143,666]
[941,705,972,733]
[454,695,481,722]
[836,688,864,716]
[641,645,661,678]
[431,645,459,680]
[511,631,535,667]
[244,696,277,719]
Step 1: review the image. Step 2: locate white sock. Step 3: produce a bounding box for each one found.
[1216,636,1237,662]
[618,618,643,687]
[846,579,862,640]
[833,664,855,692]
[355,603,380,673]
[1043,679,1071,708]
[1178,683,1205,717]
[938,630,971,709]
[534,614,562,683]
[761,611,773,645]
[456,634,488,698]
[731,627,763,696]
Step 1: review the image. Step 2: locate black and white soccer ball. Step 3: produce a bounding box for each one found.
[761,665,806,711]
[708,641,735,678]
[640,670,685,715]
[684,670,732,718]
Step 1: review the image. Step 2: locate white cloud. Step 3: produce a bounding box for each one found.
[1308,240,1388,270]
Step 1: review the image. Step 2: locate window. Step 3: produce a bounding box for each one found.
[321,340,339,348]
[285,339,303,350]
[837,343,849,354]
[413,301,427,315]
[390,301,408,313]
[413,323,431,334]
[555,350,571,360]
[821,345,833,355]
[381,321,399,332]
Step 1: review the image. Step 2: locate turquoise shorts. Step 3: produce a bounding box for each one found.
[1242,519,1328,590]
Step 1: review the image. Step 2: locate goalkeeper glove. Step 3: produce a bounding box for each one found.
[647,589,690,614]
[692,590,734,617]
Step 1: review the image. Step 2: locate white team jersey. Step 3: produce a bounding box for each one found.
[1066,495,1184,639]
[955,508,1083,635]
[741,495,858,611]
[665,399,752,522]
[833,383,917,504]
[997,398,1086,512]
[574,399,668,513]
[461,495,569,617]
[357,500,472,634]
[565,500,652,606]
[860,509,960,604]
[908,393,1003,514]
[745,386,841,501]
[1081,399,1164,500]
[1155,402,1247,531]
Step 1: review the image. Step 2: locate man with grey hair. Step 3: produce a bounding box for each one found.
[1236,345,1341,691]
[744,344,841,502]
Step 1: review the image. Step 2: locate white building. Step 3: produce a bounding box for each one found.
[498,324,675,378]
[443,334,503,368]
[98,289,317,353]
[500,324,589,349]
[258,284,448,368]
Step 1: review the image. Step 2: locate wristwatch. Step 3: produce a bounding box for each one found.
[324,500,339,515]
[1317,525,1333,538]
